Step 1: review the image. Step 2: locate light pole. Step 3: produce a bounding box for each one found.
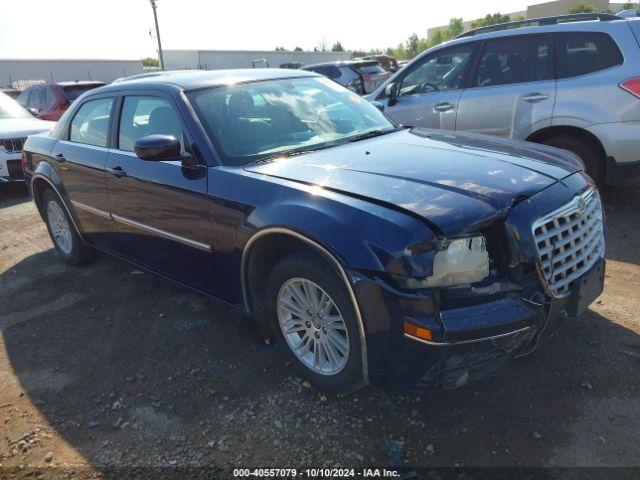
[149,0,164,70]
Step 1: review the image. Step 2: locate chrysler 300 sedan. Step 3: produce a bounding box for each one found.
[22,69,605,392]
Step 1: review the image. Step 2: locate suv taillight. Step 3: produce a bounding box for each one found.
[620,78,640,98]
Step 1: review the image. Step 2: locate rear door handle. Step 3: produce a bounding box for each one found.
[522,93,550,102]
[107,166,127,178]
[53,153,66,163]
[433,102,455,112]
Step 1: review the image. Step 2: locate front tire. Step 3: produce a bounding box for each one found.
[42,189,95,265]
[265,252,365,393]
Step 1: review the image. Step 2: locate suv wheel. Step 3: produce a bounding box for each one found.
[43,189,95,265]
[265,252,364,393]
[541,135,604,185]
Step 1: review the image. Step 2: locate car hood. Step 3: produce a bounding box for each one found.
[244,128,582,236]
[0,117,55,137]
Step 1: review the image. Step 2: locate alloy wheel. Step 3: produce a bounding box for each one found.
[277,277,350,375]
[47,200,73,255]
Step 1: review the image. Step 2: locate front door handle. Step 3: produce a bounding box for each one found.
[53,153,66,163]
[433,102,455,112]
[107,166,127,178]
[522,92,550,103]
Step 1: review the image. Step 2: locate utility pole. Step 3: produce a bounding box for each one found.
[149,0,164,70]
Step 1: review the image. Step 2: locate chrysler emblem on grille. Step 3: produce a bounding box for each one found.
[577,196,586,216]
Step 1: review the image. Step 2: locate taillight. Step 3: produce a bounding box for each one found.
[620,78,640,98]
[21,150,26,176]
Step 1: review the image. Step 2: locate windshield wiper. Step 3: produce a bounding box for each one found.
[248,128,401,165]
[249,142,339,164]
[343,127,401,144]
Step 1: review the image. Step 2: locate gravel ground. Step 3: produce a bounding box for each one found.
[0,182,639,479]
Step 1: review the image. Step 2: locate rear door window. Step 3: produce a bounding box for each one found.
[69,97,113,147]
[555,32,623,78]
[118,96,185,152]
[474,35,551,87]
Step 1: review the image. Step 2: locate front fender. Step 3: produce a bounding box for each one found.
[212,167,438,277]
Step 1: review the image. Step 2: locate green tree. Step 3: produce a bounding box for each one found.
[294,46,303,51]
[620,2,638,10]
[448,17,464,37]
[275,46,287,51]
[405,34,421,57]
[568,4,597,13]
[331,41,345,52]
[471,13,512,29]
[141,57,159,67]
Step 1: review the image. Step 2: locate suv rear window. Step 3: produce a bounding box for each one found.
[556,32,623,79]
[311,66,342,79]
[63,84,104,101]
[356,64,386,75]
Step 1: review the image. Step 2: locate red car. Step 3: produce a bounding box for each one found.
[16,81,105,121]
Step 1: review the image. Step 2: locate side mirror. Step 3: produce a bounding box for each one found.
[28,107,40,117]
[385,82,398,107]
[134,134,182,161]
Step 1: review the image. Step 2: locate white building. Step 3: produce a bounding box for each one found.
[0,59,144,87]
[163,50,352,71]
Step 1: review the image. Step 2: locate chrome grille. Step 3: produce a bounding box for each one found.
[532,188,604,297]
[0,137,26,153]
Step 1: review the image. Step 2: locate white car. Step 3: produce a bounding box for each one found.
[0,92,55,187]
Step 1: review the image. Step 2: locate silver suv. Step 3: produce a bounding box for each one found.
[367,13,640,185]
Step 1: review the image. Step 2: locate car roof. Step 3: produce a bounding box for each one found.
[100,69,319,92]
[416,15,632,56]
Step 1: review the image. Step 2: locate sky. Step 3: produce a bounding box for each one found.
[0,0,534,59]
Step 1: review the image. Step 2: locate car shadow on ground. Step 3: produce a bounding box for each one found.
[600,184,640,266]
[0,185,30,209]
[1,245,639,471]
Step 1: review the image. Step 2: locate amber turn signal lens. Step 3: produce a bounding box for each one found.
[403,321,433,341]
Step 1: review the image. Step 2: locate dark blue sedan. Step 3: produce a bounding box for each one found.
[22,69,605,392]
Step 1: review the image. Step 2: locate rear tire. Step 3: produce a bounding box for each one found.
[42,189,95,265]
[265,251,365,393]
[541,134,604,185]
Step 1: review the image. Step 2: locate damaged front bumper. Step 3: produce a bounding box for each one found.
[352,258,604,391]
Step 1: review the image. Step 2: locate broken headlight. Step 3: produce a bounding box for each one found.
[402,235,490,289]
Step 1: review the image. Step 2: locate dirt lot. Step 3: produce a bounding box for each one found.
[0,182,639,479]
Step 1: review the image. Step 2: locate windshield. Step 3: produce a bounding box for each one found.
[188,76,395,166]
[0,91,32,119]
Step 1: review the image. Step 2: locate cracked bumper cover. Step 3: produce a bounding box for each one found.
[351,271,581,391]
